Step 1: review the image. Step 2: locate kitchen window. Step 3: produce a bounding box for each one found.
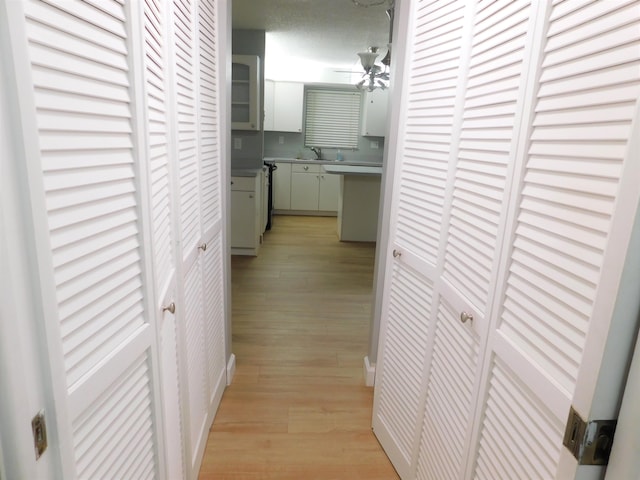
[304,88,361,149]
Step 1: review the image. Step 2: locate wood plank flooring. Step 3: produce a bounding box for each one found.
[199,215,399,479]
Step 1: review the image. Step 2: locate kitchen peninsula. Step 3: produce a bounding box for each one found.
[265,157,382,242]
[323,164,382,243]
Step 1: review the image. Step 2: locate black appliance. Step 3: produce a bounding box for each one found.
[264,161,277,230]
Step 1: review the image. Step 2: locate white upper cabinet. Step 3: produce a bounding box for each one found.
[264,80,304,132]
[361,88,388,137]
[232,55,260,130]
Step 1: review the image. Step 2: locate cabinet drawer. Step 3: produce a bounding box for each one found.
[231,176,256,191]
[292,164,321,173]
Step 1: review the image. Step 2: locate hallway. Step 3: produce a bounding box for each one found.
[198,215,398,479]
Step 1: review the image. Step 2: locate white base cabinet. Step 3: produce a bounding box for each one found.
[231,174,262,255]
[289,164,339,213]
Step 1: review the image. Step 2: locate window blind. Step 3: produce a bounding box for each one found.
[304,89,361,149]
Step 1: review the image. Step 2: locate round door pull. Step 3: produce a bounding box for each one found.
[162,302,176,315]
[199,243,207,251]
[460,311,473,323]
[392,249,401,258]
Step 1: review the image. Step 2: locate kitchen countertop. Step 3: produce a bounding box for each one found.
[263,157,382,168]
[322,164,383,176]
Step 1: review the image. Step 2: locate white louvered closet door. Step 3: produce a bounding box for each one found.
[171,0,207,474]
[372,2,473,478]
[414,1,541,478]
[17,1,163,478]
[375,0,640,479]
[171,0,227,477]
[373,0,540,477]
[197,0,227,424]
[469,2,640,478]
[141,0,184,478]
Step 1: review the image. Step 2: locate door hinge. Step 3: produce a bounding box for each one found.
[563,406,617,466]
[31,410,47,460]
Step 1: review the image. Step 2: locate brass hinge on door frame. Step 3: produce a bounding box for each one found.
[563,406,617,466]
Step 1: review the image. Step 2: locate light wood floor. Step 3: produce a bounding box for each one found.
[199,215,399,479]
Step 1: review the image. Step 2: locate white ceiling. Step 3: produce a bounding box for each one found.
[232,0,393,82]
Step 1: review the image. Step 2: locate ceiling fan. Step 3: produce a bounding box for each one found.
[342,1,394,91]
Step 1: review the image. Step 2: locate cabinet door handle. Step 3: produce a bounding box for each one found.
[249,194,254,198]
[198,243,207,251]
[303,166,309,171]
[392,249,401,258]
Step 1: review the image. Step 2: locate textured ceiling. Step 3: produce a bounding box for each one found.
[232,0,393,81]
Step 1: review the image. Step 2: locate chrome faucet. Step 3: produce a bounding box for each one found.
[309,147,322,159]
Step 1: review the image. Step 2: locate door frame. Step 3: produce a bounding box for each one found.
[367,0,412,383]
[600,115,640,479]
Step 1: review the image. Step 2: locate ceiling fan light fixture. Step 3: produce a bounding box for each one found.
[353,3,394,92]
[355,47,389,91]
[358,50,379,71]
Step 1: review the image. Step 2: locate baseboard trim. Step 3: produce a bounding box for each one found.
[273,210,337,217]
[226,353,236,385]
[363,355,375,387]
[230,247,259,256]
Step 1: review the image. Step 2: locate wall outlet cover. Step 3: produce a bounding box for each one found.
[234,137,242,150]
[370,140,379,149]
[278,136,285,144]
